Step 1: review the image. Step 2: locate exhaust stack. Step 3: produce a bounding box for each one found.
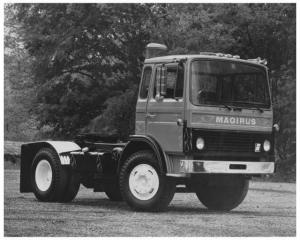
[145,43,168,59]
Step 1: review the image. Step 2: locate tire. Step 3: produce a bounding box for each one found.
[103,182,123,201]
[194,175,249,211]
[30,148,79,202]
[119,150,176,212]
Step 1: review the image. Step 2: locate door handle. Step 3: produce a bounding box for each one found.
[146,113,156,119]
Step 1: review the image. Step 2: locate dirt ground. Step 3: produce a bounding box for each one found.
[4,169,296,237]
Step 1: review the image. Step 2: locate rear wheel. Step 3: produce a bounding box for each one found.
[194,175,249,211]
[119,150,176,212]
[31,148,79,202]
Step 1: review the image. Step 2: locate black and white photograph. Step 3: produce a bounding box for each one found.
[3,1,297,237]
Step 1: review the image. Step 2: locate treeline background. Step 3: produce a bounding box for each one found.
[4,3,296,181]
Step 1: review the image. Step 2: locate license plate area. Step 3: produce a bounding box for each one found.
[229,164,247,170]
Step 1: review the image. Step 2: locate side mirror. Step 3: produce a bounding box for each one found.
[160,65,167,96]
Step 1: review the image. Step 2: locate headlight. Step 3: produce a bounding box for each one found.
[263,140,271,152]
[196,137,205,150]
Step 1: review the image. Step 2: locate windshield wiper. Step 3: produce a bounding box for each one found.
[232,106,242,111]
[253,106,264,113]
[226,101,265,112]
[221,104,232,111]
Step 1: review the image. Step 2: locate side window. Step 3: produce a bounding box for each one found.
[153,64,184,99]
[165,67,177,98]
[139,67,152,99]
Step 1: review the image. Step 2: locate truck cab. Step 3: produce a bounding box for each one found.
[136,50,274,177]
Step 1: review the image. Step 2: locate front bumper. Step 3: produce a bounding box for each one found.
[179,160,275,174]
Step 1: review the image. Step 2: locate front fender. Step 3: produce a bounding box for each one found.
[117,135,170,174]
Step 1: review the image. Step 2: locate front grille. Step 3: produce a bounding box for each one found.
[192,129,272,153]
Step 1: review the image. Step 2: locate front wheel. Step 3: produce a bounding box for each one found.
[119,150,176,212]
[194,175,249,211]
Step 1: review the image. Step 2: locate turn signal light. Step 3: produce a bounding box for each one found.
[263,140,271,152]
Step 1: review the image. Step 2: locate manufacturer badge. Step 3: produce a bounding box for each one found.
[255,143,261,152]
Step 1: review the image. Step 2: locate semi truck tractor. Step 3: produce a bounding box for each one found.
[20,43,278,211]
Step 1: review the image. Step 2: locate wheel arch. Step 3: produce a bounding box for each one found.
[20,141,81,193]
[117,135,169,175]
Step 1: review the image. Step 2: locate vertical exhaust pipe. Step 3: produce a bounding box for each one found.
[145,43,168,59]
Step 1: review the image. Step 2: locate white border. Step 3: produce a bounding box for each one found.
[1,1,298,239]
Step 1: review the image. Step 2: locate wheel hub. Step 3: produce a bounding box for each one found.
[129,164,159,200]
[35,159,53,191]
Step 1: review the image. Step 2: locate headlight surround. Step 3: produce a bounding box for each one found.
[263,140,271,152]
[196,137,205,150]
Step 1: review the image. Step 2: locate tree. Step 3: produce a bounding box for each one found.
[12,3,152,138]
[4,4,38,141]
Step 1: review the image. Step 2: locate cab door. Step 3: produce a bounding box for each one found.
[135,65,153,135]
[146,63,185,153]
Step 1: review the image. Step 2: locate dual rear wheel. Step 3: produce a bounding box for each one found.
[31,148,80,202]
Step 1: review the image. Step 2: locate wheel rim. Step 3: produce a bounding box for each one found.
[129,164,159,201]
[35,159,53,191]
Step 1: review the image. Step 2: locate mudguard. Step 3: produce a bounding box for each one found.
[20,141,81,193]
[118,135,170,174]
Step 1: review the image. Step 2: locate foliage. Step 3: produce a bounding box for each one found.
[8,3,151,138]
[271,62,296,181]
[149,4,295,64]
[84,87,138,140]
[4,6,39,140]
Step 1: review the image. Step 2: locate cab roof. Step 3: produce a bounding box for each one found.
[144,54,267,68]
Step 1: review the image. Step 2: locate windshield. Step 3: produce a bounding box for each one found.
[190,60,271,108]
